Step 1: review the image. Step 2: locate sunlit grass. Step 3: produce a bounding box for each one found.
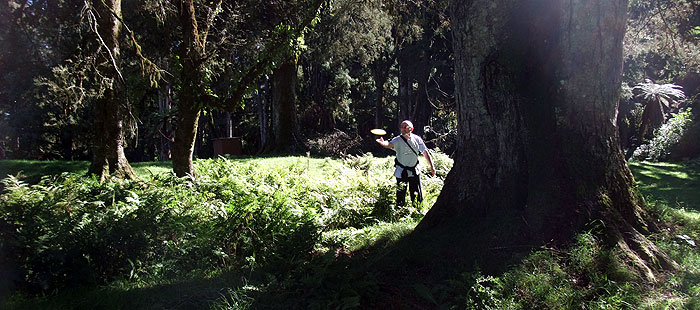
[629,161,700,211]
[0,160,173,183]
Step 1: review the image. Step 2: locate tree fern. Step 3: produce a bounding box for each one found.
[632,80,686,139]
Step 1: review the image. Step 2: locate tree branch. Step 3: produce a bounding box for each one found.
[222,0,326,111]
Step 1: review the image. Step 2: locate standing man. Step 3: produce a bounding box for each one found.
[376,120,436,206]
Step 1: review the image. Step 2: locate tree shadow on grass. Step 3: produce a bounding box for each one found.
[629,161,700,211]
[0,160,90,185]
[3,271,258,310]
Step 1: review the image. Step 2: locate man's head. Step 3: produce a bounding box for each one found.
[400,120,414,136]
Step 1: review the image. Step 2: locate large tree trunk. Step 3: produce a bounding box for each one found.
[87,0,137,181]
[415,0,676,281]
[171,0,208,177]
[263,58,302,153]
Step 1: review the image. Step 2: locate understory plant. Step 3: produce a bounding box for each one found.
[0,152,452,294]
[633,109,694,161]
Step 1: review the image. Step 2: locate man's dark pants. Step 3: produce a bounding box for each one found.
[396,175,422,206]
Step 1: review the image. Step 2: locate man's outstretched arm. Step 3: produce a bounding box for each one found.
[376,137,393,149]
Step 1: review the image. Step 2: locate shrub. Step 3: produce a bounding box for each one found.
[444,232,645,309]
[0,166,321,292]
[305,130,365,157]
[0,153,451,294]
[632,109,694,161]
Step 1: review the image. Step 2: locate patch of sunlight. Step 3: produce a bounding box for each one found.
[643,161,683,168]
[637,171,662,180]
[674,209,700,223]
[641,295,685,309]
[663,171,692,179]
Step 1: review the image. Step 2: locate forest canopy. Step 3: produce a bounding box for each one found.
[0,0,698,169]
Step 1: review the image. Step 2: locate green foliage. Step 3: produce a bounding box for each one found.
[0,164,317,292]
[319,219,417,252]
[448,271,507,310]
[635,165,700,309]
[625,0,700,83]
[441,232,643,310]
[8,158,700,309]
[631,81,687,145]
[306,130,364,157]
[633,81,686,112]
[633,109,695,161]
[0,153,451,296]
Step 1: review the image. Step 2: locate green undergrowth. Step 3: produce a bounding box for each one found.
[0,152,452,309]
[2,157,700,309]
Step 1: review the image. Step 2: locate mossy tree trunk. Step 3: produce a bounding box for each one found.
[87,0,137,181]
[171,0,220,177]
[416,0,676,281]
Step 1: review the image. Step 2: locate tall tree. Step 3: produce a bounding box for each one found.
[171,0,220,177]
[264,58,302,152]
[1,0,91,160]
[300,0,393,134]
[86,0,137,180]
[416,0,676,281]
[169,0,325,176]
[389,0,452,135]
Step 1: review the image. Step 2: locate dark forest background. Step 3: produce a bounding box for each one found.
[1,0,698,171]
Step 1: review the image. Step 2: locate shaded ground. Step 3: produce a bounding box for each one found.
[4,271,250,310]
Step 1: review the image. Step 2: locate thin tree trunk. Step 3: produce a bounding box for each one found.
[256,78,269,152]
[397,53,412,124]
[372,60,388,129]
[158,83,172,161]
[87,0,136,181]
[172,97,200,177]
[61,129,74,160]
[415,0,675,281]
[411,53,432,136]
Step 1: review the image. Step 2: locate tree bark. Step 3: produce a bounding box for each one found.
[415,0,676,281]
[158,83,173,161]
[411,50,432,136]
[171,0,206,178]
[372,59,389,129]
[397,52,413,125]
[263,58,302,153]
[87,0,137,181]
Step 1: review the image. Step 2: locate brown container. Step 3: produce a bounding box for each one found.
[212,137,242,156]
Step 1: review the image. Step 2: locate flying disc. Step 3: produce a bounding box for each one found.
[370,129,387,136]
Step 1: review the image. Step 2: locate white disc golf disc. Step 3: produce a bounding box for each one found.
[370,129,387,135]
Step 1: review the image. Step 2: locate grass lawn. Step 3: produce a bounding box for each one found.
[0,155,398,183]
[0,160,172,183]
[629,161,700,211]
